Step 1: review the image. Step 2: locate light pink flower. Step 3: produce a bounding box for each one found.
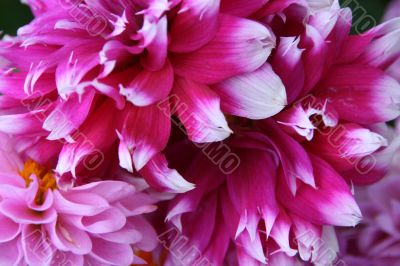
[0,135,158,266]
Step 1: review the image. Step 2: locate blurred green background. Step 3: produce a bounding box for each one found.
[0,0,394,35]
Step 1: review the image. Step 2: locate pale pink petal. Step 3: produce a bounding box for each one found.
[213,63,287,120]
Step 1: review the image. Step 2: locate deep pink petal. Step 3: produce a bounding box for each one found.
[171,14,275,84]
[169,0,220,52]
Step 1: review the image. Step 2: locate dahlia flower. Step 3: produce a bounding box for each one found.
[158,0,400,264]
[0,134,158,265]
[0,0,276,193]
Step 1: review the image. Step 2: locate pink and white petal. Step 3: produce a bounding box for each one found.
[270,210,298,256]
[139,153,195,193]
[118,103,170,171]
[227,149,279,239]
[213,63,287,120]
[271,36,305,103]
[259,120,316,194]
[169,0,220,52]
[141,16,168,71]
[173,77,232,143]
[0,111,47,136]
[278,155,362,227]
[43,90,95,140]
[171,14,275,84]
[307,123,387,171]
[316,64,400,124]
[120,60,173,107]
[56,100,117,176]
[301,25,329,94]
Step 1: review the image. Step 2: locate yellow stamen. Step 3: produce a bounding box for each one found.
[19,160,58,205]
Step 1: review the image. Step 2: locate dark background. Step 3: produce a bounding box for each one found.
[0,0,393,35]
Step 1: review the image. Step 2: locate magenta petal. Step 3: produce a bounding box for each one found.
[214,63,287,120]
[317,64,400,123]
[173,77,232,143]
[120,60,173,107]
[260,120,316,194]
[221,0,268,17]
[169,0,220,52]
[227,149,279,238]
[172,14,275,84]
[139,153,194,193]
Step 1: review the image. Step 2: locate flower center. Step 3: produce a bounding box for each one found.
[19,160,57,205]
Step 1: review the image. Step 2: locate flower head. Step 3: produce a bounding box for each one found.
[0,134,158,265]
[0,0,276,193]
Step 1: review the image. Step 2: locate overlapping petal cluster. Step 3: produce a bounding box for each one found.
[0,0,399,265]
[0,134,157,265]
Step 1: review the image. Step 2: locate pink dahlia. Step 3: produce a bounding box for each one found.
[156,0,400,265]
[0,0,276,193]
[0,134,158,265]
